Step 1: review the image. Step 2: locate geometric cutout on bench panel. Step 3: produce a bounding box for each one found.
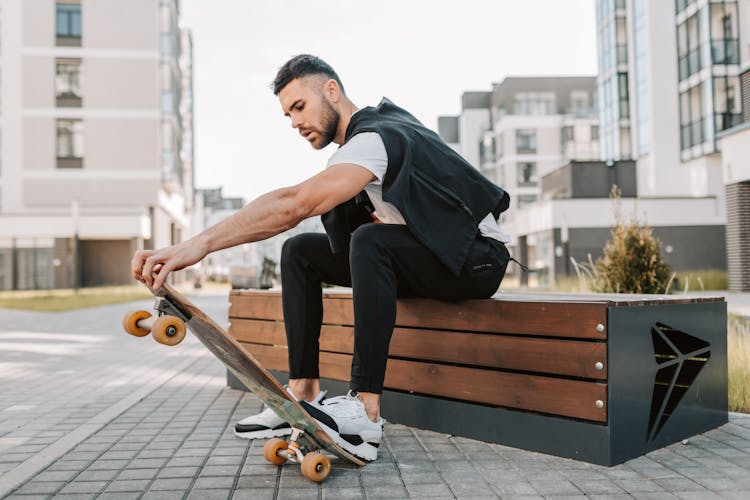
[648,322,711,441]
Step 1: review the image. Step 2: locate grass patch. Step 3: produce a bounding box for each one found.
[0,285,153,312]
[672,269,728,292]
[729,314,750,413]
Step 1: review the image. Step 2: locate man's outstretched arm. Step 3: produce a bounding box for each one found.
[132,163,375,290]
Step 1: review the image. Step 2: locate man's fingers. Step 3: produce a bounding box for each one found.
[131,250,149,282]
[152,261,174,291]
[142,255,160,287]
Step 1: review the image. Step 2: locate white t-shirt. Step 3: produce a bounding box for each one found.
[326,131,511,243]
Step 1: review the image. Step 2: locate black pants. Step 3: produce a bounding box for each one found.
[281,223,509,394]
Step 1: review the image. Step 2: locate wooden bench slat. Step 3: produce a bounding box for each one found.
[230,294,608,339]
[229,319,608,379]
[239,342,607,422]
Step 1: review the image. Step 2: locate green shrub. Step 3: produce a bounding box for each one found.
[591,187,673,294]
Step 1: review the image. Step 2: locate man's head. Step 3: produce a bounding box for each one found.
[274,55,347,150]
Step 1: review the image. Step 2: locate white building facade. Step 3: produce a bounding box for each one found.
[0,0,194,289]
[717,0,750,291]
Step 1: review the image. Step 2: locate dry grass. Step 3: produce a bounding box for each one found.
[0,285,152,312]
[729,314,750,413]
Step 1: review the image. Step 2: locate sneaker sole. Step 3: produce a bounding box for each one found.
[311,418,379,461]
[233,427,293,440]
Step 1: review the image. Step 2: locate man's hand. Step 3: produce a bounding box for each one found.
[131,239,209,291]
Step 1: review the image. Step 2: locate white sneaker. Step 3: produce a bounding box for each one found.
[300,390,384,461]
[234,387,326,440]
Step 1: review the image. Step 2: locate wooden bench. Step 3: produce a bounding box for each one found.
[226,289,727,465]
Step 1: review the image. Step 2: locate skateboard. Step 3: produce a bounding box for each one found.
[121,280,365,482]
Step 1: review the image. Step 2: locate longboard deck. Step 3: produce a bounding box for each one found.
[152,281,365,466]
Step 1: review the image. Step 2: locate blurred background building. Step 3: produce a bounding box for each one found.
[0,0,194,290]
[440,0,746,289]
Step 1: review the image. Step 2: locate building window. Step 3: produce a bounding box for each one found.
[710,3,739,65]
[513,93,556,115]
[561,126,574,145]
[679,83,707,150]
[713,76,742,132]
[518,194,537,209]
[591,125,599,141]
[479,135,495,166]
[55,58,82,107]
[570,91,590,117]
[516,129,537,154]
[517,162,538,187]
[677,14,703,81]
[56,2,81,47]
[56,119,84,168]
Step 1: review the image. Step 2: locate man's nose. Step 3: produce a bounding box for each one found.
[290,115,302,129]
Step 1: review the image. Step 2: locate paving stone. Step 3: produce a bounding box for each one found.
[137,448,175,459]
[653,477,707,492]
[575,479,626,495]
[187,489,233,499]
[231,489,276,500]
[404,481,454,497]
[321,487,363,499]
[528,479,581,495]
[148,477,194,491]
[200,464,239,476]
[99,493,145,500]
[400,471,444,485]
[117,468,159,480]
[141,491,186,500]
[57,481,108,494]
[193,475,236,489]
[104,479,152,492]
[75,469,121,481]
[13,481,66,495]
[85,459,129,471]
[31,469,79,482]
[616,479,667,493]
[128,457,169,469]
[158,466,202,478]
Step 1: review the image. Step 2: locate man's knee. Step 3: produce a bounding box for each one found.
[350,223,386,254]
[281,233,319,264]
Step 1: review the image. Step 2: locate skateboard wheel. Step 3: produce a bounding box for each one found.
[122,310,152,337]
[151,316,187,346]
[301,452,330,482]
[263,438,289,465]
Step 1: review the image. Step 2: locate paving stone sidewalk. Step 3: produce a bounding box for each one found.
[1,293,750,499]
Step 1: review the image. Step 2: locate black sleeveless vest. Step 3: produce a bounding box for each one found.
[322,98,510,275]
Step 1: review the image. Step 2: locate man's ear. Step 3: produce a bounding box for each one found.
[325,78,341,103]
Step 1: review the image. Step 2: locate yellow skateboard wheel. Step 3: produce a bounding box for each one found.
[122,310,152,337]
[301,452,330,482]
[263,438,289,465]
[151,315,186,346]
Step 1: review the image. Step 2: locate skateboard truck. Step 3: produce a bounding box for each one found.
[262,428,332,482]
[122,298,188,346]
[154,297,189,322]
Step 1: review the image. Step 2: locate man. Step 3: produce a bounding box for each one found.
[131,54,511,462]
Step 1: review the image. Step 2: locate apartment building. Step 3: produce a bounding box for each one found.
[0,0,193,289]
[479,77,600,212]
[507,0,731,285]
[717,1,750,291]
[439,77,599,282]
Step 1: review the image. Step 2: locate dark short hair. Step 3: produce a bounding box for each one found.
[272,54,345,95]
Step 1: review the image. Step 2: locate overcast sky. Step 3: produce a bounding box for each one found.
[179,0,598,201]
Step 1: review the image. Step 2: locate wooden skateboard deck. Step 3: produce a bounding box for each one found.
[122,280,365,481]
